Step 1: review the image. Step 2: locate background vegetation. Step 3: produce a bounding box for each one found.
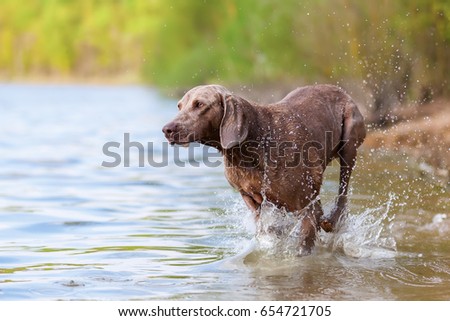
[1,0,449,117]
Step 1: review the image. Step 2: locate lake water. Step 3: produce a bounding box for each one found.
[0,84,448,300]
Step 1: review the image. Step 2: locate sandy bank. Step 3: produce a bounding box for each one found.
[363,100,450,183]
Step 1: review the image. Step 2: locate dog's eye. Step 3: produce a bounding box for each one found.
[193,100,205,109]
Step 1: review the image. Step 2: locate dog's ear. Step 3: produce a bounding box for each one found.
[220,94,249,149]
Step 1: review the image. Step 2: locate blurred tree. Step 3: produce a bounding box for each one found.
[146,0,228,87]
[298,0,449,123]
[401,0,450,100]
[0,0,449,117]
[0,0,160,79]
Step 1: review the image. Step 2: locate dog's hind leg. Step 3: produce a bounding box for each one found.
[321,101,366,232]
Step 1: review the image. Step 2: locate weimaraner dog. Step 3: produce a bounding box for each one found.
[162,84,366,254]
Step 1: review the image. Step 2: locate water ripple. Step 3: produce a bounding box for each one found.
[0,84,448,300]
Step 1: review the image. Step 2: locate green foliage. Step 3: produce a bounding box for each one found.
[0,0,449,105]
[148,0,313,87]
[0,0,161,77]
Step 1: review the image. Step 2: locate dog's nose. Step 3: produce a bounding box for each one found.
[162,122,178,136]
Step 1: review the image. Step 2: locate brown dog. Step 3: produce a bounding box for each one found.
[162,84,365,254]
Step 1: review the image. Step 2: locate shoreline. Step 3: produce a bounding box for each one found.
[2,79,448,184]
[0,74,142,86]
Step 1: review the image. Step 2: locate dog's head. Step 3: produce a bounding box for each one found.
[162,85,248,149]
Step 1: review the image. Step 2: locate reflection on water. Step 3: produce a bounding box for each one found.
[0,84,449,300]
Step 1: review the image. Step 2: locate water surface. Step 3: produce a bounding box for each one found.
[0,84,448,300]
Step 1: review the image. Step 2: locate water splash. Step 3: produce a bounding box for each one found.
[223,193,398,259]
[256,201,318,257]
[319,193,397,258]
